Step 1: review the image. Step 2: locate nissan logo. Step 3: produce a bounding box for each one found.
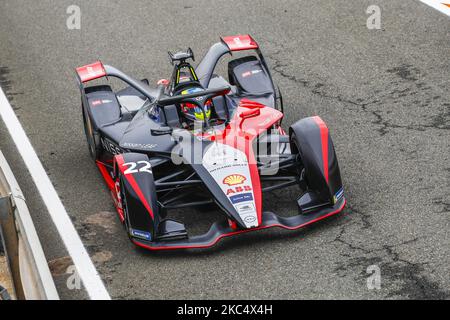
[244,216,256,223]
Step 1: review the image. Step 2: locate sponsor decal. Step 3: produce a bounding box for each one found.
[244,215,256,223]
[91,99,113,106]
[131,229,152,241]
[122,142,157,150]
[242,69,263,78]
[226,185,252,195]
[208,163,247,173]
[76,61,106,83]
[179,76,190,82]
[229,192,253,204]
[223,174,246,186]
[236,203,255,215]
[333,187,344,204]
[236,202,257,228]
[202,143,258,228]
[101,137,123,155]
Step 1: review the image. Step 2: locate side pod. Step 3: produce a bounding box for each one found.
[289,116,344,213]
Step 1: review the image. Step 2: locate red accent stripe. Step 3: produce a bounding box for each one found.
[115,155,154,220]
[132,199,346,251]
[312,116,329,184]
[239,98,265,109]
[219,103,283,225]
[96,161,115,190]
[96,161,124,222]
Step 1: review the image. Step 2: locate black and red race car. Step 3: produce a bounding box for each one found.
[75,35,346,250]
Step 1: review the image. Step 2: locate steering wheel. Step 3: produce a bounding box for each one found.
[158,86,231,126]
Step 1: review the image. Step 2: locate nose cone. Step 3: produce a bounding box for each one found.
[202,143,259,229]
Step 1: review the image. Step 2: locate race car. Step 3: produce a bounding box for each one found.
[75,34,346,250]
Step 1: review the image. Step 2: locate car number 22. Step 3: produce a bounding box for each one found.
[122,161,152,175]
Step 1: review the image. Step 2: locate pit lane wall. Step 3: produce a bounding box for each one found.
[0,150,59,300]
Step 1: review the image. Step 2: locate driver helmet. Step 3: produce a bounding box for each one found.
[180,87,212,122]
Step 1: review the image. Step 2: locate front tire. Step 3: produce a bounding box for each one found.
[290,133,308,190]
[289,116,343,205]
[119,174,134,241]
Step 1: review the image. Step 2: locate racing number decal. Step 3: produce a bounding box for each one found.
[122,161,152,175]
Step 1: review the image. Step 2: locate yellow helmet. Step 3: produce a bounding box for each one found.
[180,87,212,122]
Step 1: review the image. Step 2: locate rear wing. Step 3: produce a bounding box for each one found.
[75,61,106,84]
[221,34,259,52]
[75,61,159,101]
[197,34,274,92]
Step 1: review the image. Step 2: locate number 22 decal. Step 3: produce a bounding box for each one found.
[122,161,152,175]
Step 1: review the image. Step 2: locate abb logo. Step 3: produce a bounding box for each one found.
[226,185,252,195]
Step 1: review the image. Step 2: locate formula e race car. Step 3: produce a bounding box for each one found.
[75,35,346,250]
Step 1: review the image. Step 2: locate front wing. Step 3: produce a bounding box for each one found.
[131,197,346,250]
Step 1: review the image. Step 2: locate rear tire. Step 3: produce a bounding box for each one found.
[82,106,100,160]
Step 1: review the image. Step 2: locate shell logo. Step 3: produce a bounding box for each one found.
[223,174,246,186]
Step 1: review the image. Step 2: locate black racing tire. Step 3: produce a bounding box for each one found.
[276,85,284,115]
[82,106,101,161]
[289,133,308,190]
[290,117,343,204]
[119,175,133,241]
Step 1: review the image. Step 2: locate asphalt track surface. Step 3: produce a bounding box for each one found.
[0,0,449,299]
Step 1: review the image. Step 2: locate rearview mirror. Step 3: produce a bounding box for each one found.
[239,109,260,130]
[239,108,260,119]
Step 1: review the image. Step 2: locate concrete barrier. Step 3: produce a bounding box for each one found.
[0,151,59,300]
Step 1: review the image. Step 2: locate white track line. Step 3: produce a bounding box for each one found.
[419,0,450,17]
[0,87,110,300]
